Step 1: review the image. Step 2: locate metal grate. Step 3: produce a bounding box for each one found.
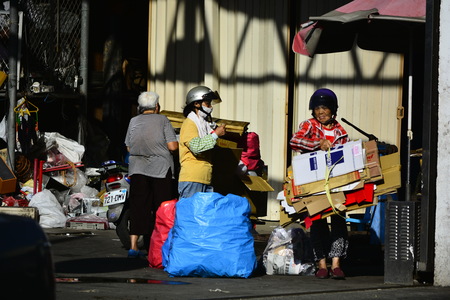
[384,201,418,285]
[0,10,10,73]
[0,0,83,92]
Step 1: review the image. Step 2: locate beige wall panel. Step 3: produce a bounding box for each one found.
[148,1,404,221]
[148,0,290,220]
[293,48,404,157]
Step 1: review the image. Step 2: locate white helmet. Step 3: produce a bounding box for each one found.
[185,86,222,106]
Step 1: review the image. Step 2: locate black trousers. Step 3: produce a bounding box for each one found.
[129,169,174,236]
[310,214,349,261]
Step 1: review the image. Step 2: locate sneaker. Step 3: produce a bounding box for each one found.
[127,249,146,259]
[329,267,345,279]
[315,268,329,279]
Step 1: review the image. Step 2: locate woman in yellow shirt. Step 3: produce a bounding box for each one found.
[178,86,226,199]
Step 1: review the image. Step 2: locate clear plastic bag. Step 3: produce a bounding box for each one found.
[262,226,316,275]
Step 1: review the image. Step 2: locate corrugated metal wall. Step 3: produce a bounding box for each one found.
[147,0,404,220]
[148,0,290,220]
[293,49,404,149]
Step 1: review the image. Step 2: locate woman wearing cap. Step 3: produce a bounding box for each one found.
[178,85,226,199]
[290,88,349,279]
[124,91,178,258]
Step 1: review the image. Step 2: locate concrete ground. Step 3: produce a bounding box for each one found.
[46,220,450,299]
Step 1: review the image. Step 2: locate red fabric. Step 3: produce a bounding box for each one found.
[344,183,375,205]
[148,199,177,269]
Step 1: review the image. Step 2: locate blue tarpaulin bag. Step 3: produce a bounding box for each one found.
[162,192,257,278]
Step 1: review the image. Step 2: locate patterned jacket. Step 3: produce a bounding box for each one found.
[290,118,348,153]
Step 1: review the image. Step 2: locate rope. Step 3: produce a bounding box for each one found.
[324,148,346,219]
[61,161,77,187]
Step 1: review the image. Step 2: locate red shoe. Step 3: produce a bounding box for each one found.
[330,267,345,279]
[315,268,329,279]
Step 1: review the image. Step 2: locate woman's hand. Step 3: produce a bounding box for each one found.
[319,139,332,151]
[214,124,226,137]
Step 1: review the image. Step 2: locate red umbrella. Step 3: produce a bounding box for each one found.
[292,0,426,202]
[292,0,425,57]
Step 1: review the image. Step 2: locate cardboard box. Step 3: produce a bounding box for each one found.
[301,192,347,216]
[374,152,401,196]
[290,170,361,197]
[67,220,109,230]
[292,199,307,212]
[331,180,365,193]
[216,138,238,148]
[291,140,365,185]
[241,175,274,192]
[364,140,383,180]
[0,206,39,220]
[375,165,401,196]
[0,156,17,194]
[161,110,250,135]
[322,202,378,219]
[212,146,273,218]
[279,205,294,226]
[0,148,7,163]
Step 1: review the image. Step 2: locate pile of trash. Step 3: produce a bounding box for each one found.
[0,132,109,229]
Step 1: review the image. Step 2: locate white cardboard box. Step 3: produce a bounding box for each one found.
[67,220,108,230]
[292,140,365,185]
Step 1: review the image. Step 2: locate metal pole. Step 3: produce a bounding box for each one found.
[78,0,89,145]
[405,30,414,202]
[7,0,18,171]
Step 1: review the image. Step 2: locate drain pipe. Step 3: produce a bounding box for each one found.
[7,0,18,170]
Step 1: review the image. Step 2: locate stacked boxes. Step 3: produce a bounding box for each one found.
[281,140,401,224]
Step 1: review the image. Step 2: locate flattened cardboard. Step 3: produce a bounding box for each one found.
[216,138,238,148]
[280,206,293,225]
[302,192,346,216]
[374,152,401,196]
[364,140,383,179]
[292,199,307,212]
[290,170,361,196]
[375,166,401,196]
[292,140,365,185]
[161,110,250,135]
[241,175,274,192]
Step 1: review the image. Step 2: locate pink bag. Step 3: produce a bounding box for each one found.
[148,199,177,268]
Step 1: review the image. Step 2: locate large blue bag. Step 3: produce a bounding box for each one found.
[162,192,257,278]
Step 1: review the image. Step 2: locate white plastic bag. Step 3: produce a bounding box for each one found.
[29,189,67,228]
[44,132,85,163]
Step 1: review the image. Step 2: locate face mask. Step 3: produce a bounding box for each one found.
[202,106,213,114]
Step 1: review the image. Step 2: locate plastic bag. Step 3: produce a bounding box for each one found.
[163,192,257,278]
[148,199,177,269]
[44,132,85,163]
[29,189,67,228]
[262,226,315,275]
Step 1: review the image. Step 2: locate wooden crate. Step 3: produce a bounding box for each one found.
[0,207,39,220]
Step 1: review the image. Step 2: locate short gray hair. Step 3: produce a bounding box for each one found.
[138,91,159,113]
